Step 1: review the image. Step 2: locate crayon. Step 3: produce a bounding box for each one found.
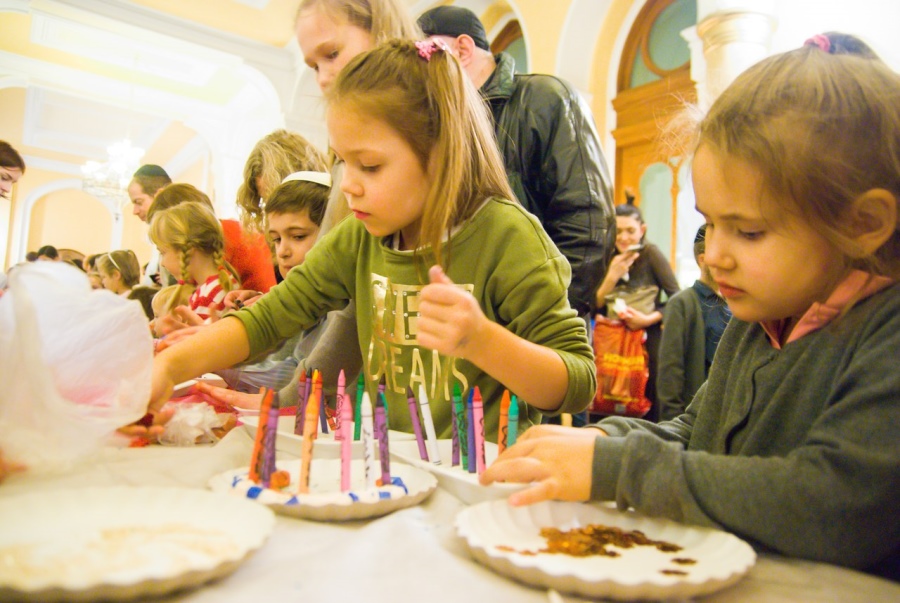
[454,383,467,470]
[498,389,511,455]
[297,368,313,434]
[508,394,519,448]
[354,372,365,441]
[472,387,485,474]
[450,385,460,467]
[339,372,353,492]
[375,392,391,485]
[418,385,441,465]
[466,389,476,474]
[335,370,347,441]
[378,374,389,429]
[249,387,274,483]
[294,370,308,436]
[313,370,327,434]
[261,397,279,487]
[407,386,428,461]
[361,392,376,490]
[298,386,319,494]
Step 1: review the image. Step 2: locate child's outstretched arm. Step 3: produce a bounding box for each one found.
[479,424,605,505]
[417,266,570,411]
[149,316,250,413]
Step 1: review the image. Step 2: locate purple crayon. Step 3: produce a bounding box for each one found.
[297,368,313,434]
[261,396,280,486]
[294,370,308,436]
[375,392,391,485]
[406,386,428,461]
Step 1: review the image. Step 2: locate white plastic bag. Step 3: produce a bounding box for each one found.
[0,262,152,471]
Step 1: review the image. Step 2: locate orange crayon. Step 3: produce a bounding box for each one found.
[498,389,510,455]
[248,387,274,483]
[298,385,320,493]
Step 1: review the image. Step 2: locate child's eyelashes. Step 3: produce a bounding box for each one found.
[360,164,380,173]
[738,230,764,241]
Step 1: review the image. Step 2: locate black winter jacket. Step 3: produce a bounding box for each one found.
[480,52,616,316]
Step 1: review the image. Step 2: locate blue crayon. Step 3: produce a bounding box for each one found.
[466,389,476,474]
[508,394,519,448]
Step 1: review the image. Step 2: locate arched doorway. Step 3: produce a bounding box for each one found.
[612,0,698,280]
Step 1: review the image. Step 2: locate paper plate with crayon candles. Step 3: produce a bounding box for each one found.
[390,439,527,505]
[208,458,437,521]
[240,415,415,459]
[0,487,274,603]
[455,500,756,601]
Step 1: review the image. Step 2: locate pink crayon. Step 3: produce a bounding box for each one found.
[472,386,485,474]
[335,370,346,441]
[338,371,353,492]
[406,386,428,461]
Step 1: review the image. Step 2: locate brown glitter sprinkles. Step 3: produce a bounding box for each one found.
[661,569,688,576]
[495,524,684,558]
[673,558,697,565]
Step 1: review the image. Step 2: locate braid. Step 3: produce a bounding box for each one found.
[175,249,196,304]
[212,248,235,292]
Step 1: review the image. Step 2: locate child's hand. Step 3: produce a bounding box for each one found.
[194,381,263,411]
[224,290,262,310]
[417,265,488,359]
[157,326,206,351]
[480,424,603,506]
[117,405,176,438]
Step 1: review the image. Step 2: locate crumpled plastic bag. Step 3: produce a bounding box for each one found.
[158,402,227,446]
[0,262,152,471]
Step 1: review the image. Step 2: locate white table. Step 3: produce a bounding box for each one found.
[2,427,897,603]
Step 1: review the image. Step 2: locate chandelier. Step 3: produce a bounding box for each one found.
[81,139,145,212]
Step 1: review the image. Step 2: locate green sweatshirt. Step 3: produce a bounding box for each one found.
[233,197,596,441]
[592,283,900,576]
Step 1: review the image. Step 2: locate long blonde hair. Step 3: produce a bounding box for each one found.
[295,0,421,44]
[694,46,900,279]
[235,130,327,232]
[327,39,513,269]
[148,202,236,303]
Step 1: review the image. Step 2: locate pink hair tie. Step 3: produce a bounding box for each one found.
[176,279,186,286]
[804,34,831,53]
[415,39,439,61]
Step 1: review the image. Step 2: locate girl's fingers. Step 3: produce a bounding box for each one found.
[507,480,555,507]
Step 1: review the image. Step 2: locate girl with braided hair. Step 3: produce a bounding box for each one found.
[149,202,238,323]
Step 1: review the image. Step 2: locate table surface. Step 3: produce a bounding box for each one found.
[2,426,898,603]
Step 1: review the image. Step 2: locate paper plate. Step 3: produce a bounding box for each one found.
[240,415,413,459]
[208,458,437,521]
[390,439,526,505]
[0,486,275,602]
[456,500,756,600]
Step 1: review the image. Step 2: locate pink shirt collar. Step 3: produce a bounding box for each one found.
[761,270,894,349]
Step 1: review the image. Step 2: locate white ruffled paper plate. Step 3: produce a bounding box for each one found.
[0,486,275,602]
[390,439,526,505]
[208,458,437,521]
[240,415,413,459]
[456,500,756,600]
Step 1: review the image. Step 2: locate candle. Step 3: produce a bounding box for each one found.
[418,385,441,465]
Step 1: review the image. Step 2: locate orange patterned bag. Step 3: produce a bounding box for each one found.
[591,316,651,418]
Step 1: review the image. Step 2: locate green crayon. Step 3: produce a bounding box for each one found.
[454,383,468,470]
[355,372,365,440]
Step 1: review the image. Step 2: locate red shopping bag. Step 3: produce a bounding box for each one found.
[591,316,651,417]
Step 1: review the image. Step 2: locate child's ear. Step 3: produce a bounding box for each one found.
[847,188,898,256]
